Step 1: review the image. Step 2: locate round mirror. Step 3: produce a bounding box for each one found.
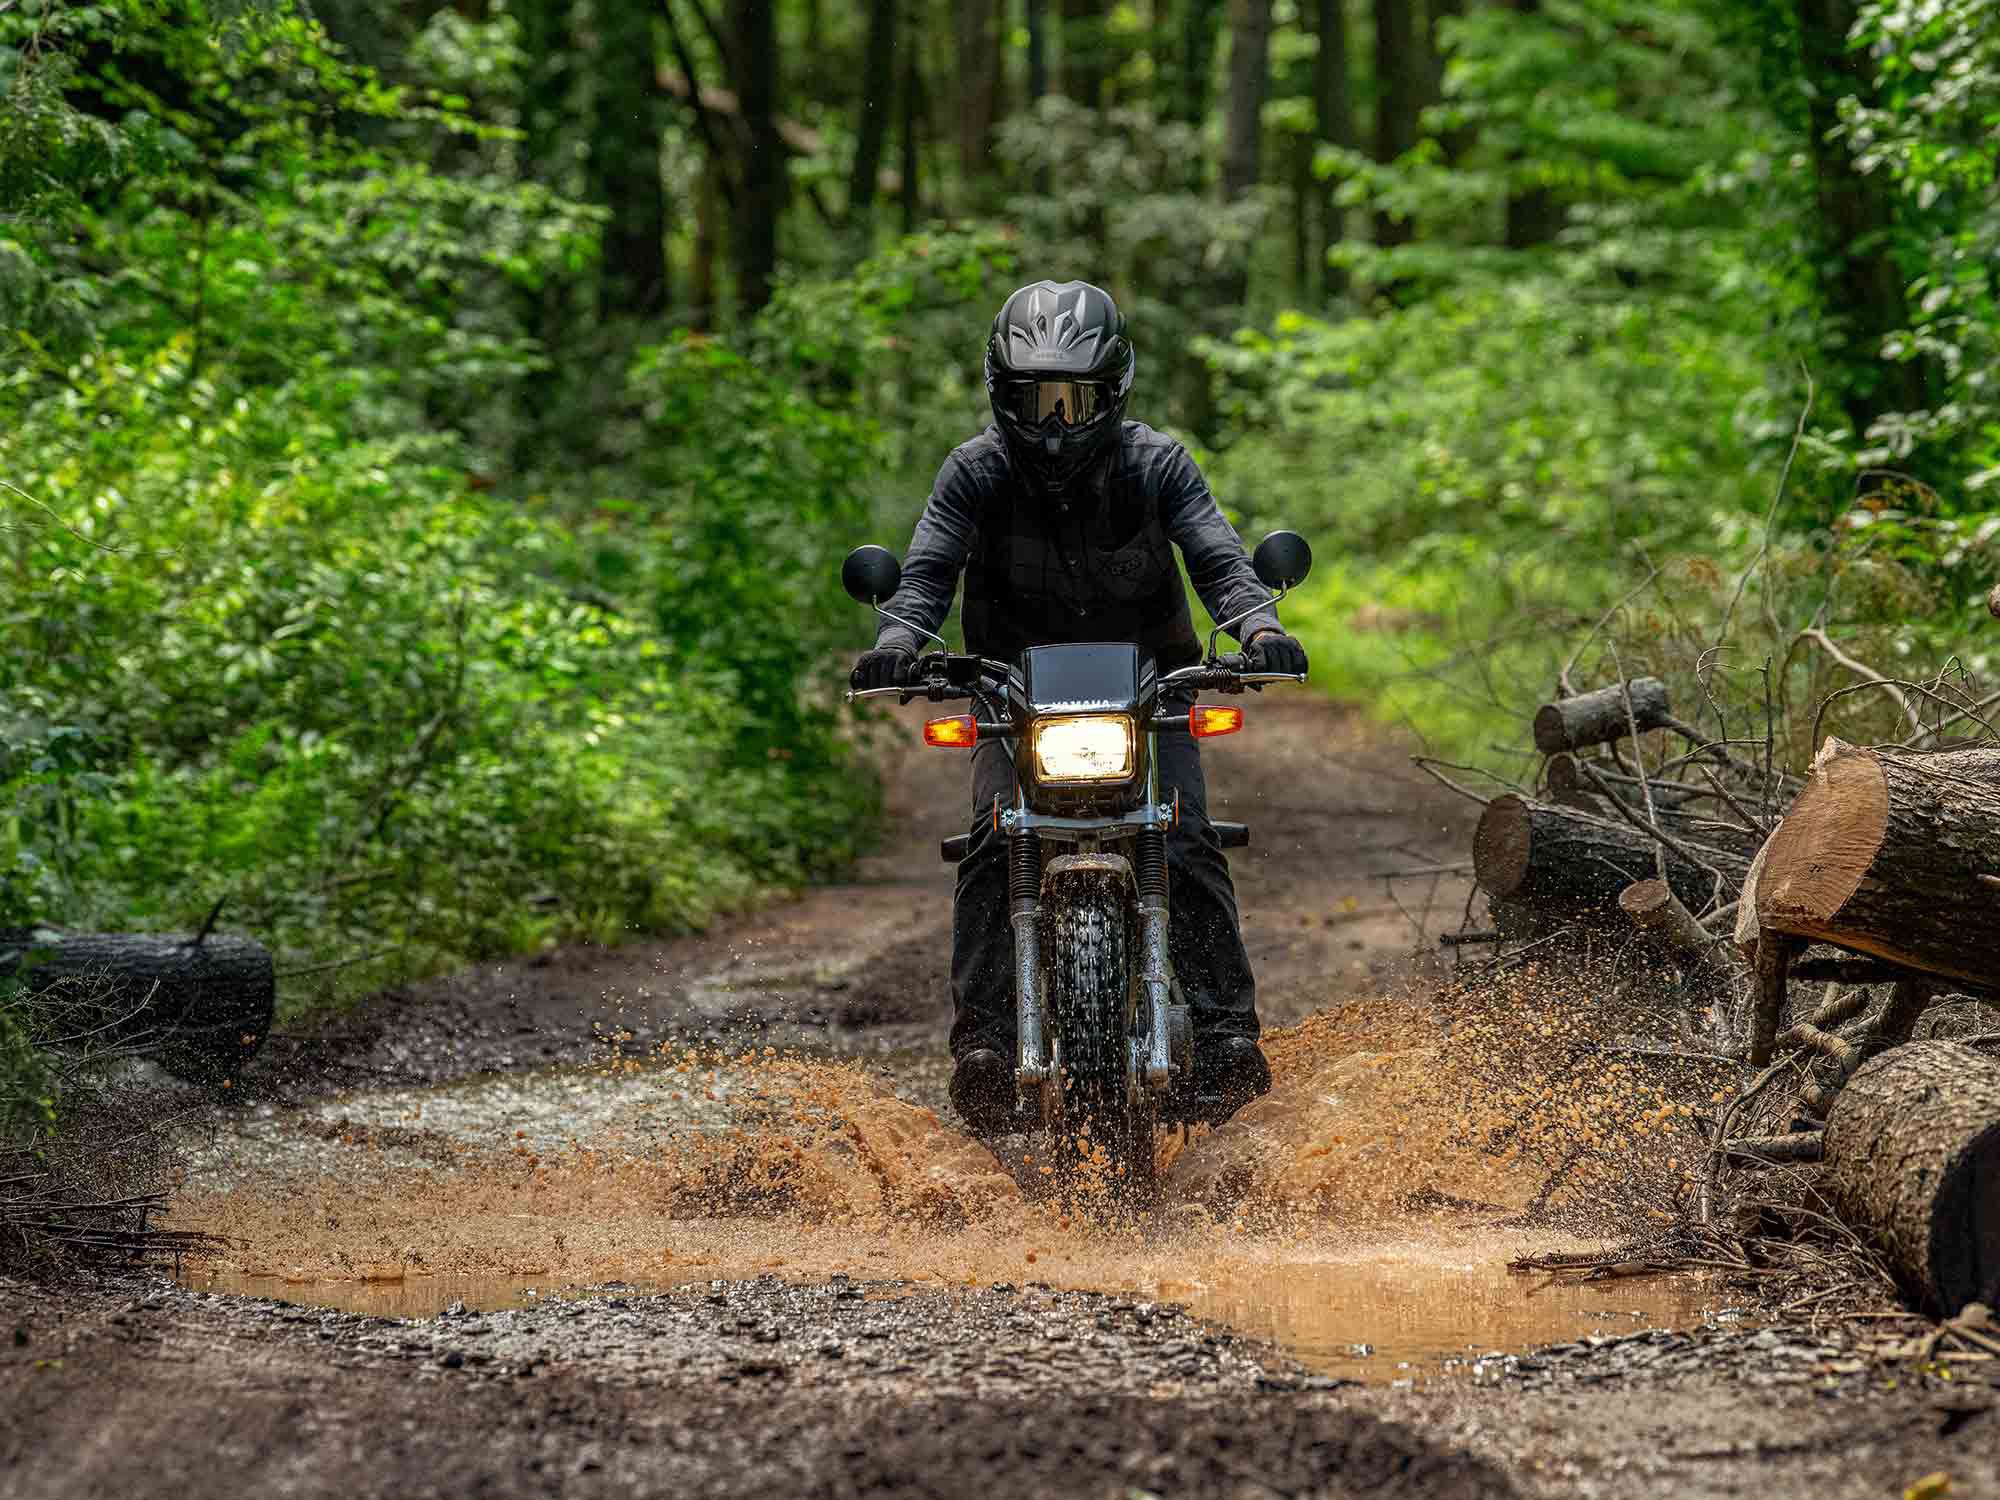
[841,545,903,605]
[1252,530,1312,591]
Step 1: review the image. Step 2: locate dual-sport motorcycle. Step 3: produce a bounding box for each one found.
[841,530,1313,1194]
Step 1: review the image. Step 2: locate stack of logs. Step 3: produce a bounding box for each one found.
[1464,677,2000,1316]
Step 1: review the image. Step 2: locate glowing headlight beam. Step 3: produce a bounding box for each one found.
[1031,714,1135,783]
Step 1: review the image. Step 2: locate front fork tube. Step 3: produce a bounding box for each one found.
[1134,827,1173,1092]
[1009,831,1053,1117]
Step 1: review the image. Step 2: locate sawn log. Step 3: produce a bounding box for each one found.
[1473,795,1751,918]
[1533,677,1676,756]
[1823,1041,2000,1316]
[1754,742,2000,993]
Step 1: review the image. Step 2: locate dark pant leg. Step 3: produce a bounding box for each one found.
[948,740,1019,1059]
[946,732,1261,1058]
[1154,730,1260,1042]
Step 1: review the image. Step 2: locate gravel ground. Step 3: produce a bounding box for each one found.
[9,699,1998,1498]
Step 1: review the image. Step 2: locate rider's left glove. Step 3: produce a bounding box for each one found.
[1245,630,1308,677]
[850,646,916,692]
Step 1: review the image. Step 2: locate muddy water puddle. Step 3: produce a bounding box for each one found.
[178,1241,1730,1385]
[172,1003,1738,1384]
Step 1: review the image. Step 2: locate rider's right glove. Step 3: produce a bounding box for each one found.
[849,646,916,692]
[1245,630,1309,677]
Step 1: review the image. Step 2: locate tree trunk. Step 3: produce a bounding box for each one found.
[849,0,897,219]
[1220,0,1272,201]
[3,929,275,1084]
[1533,677,1676,755]
[1794,0,1928,436]
[732,0,783,312]
[690,153,721,330]
[1499,0,1561,249]
[1175,0,1224,124]
[1026,0,1050,104]
[1755,742,2000,993]
[1823,1041,2000,1315]
[1474,794,1751,920]
[1061,0,1107,108]
[955,0,998,180]
[588,0,667,318]
[1372,0,1422,246]
[899,7,923,234]
[1313,0,1354,297]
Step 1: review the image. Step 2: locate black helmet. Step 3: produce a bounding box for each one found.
[983,280,1135,493]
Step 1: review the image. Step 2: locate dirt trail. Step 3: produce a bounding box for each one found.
[9,697,1999,1498]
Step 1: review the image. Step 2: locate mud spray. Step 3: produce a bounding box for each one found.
[172,971,1734,1378]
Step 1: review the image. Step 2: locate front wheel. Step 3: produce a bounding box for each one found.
[1043,872,1156,1201]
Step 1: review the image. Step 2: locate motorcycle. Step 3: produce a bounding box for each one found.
[840,530,1313,1195]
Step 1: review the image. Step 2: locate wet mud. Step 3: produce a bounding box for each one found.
[11,697,1998,1497]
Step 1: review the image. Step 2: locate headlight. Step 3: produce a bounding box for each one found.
[1031,714,1135,783]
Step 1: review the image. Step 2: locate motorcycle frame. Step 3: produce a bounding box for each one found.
[846,579,1305,1133]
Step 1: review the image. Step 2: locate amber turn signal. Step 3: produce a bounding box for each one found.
[923,713,978,749]
[1190,704,1244,738]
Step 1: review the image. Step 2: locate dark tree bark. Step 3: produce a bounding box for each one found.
[1026,0,1050,104]
[515,0,574,189]
[1473,794,1752,920]
[1532,677,1676,755]
[1313,0,1355,296]
[955,0,1000,179]
[588,0,667,317]
[3,929,275,1084]
[1061,0,1108,107]
[1174,0,1223,124]
[1755,743,2000,993]
[1823,1041,2000,1315]
[1372,0,1423,245]
[849,0,898,219]
[1794,0,1929,435]
[1220,0,1272,201]
[732,0,784,312]
[899,4,923,234]
[690,154,722,330]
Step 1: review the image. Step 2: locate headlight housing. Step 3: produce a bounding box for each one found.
[1031,714,1135,783]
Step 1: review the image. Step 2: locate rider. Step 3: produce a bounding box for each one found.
[849,279,1309,1135]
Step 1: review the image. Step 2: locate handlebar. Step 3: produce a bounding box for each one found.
[845,652,1012,705]
[1158,655,1308,694]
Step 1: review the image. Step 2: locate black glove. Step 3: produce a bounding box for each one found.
[1245,630,1308,676]
[849,646,915,692]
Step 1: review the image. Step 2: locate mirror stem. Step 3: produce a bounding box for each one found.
[875,603,952,653]
[1206,584,1290,664]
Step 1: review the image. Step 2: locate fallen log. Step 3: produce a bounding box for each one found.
[1473,795,1752,919]
[1916,1000,2000,1043]
[1619,879,1734,972]
[1755,742,2000,994]
[0,928,275,1083]
[1823,1041,2000,1315]
[1534,677,1676,755]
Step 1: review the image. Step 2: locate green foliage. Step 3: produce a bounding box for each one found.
[1202,277,1773,756]
[0,983,58,1144]
[1845,0,2000,494]
[1,1,880,1019]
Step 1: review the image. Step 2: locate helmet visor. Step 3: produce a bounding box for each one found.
[996,379,1112,430]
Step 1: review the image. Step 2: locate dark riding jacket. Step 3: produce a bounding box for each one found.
[873,422,1281,671]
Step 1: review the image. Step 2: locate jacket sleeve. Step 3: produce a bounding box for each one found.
[1159,443,1282,645]
[873,452,980,655]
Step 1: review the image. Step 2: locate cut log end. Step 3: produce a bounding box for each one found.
[1533,677,1673,756]
[1472,794,1533,899]
[1758,745,1888,929]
